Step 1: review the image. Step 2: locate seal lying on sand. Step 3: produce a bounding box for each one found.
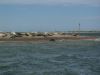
[49,39,55,41]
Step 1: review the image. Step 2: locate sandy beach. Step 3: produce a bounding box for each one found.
[0,35,79,41]
[0,36,97,42]
[0,32,97,42]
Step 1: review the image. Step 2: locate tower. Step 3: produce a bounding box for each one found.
[78,23,80,35]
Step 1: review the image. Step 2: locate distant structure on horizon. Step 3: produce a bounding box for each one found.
[78,23,80,35]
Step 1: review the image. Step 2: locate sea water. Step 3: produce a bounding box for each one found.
[0,34,100,75]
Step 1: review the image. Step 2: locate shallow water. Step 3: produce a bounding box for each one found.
[0,40,100,75]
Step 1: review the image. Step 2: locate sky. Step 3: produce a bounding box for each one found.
[0,0,100,32]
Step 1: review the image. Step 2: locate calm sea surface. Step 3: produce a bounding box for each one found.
[0,33,100,75]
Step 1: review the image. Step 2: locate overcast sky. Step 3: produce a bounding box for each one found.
[0,0,100,32]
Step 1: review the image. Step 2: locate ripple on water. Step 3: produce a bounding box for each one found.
[0,40,100,75]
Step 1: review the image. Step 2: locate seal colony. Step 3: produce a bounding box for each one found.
[0,32,97,42]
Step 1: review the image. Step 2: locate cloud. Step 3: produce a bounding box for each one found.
[0,0,100,6]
